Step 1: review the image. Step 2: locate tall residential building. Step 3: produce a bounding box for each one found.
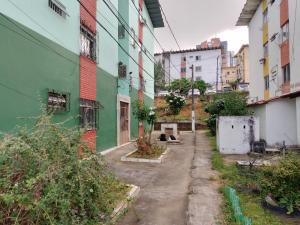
[237,0,300,146]
[155,39,222,86]
[0,0,164,152]
[235,44,250,83]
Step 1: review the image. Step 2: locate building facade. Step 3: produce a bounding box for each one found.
[221,67,238,91]
[0,0,164,152]
[235,44,250,83]
[155,40,222,86]
[237,0,300,146]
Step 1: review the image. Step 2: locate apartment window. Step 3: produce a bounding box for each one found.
[118,25,126,39]
[281,22,289,43]
[196,56,201,61]
[80,99,99,130]
[181,67,186,73]
[47,90,70,112]
[264,76,269,90]
[263,43,269,58]
[195,76,202,81]
[80,26,96,61]
[48,0,68,18]
[263,9,268,24]
[283,64,290,83]
[195,66,202,72]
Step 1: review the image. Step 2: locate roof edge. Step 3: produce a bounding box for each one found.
[236,0,262,26]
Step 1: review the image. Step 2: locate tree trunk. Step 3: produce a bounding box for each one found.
[148,122,154,144]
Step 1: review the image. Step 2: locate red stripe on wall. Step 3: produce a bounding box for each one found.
[138,0,144,137]
[80,0,97,150]
[80,0,97,33]
[80,56,97,100]
[82,130,97,153]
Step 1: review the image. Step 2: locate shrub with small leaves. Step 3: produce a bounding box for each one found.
[165,93,186,115]
[0,114,128,225]
[260,153,300,214]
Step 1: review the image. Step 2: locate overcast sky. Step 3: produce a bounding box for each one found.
[154,0,249,54]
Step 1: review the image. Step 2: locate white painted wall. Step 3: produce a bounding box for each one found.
[166,49,222,84]
[251,105,267,141]
[248,3,264,101]
[217,116,260,154]
[289,0,300,86]
[268,0,283,97]
[265,98,297,145]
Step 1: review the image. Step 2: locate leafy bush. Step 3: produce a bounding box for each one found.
[260,153,300,214]
[168,78,191,96]
[0,115,128,225]
[165,93,186,115]
[205,92,249,134]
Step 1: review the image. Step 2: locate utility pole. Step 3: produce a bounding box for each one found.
[190,64,195,133]
[216,56,220,92]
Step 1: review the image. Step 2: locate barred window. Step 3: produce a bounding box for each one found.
[47,90,70,112]
[48,0,68,18]
[80,99,99,130]
[80,26,97,61]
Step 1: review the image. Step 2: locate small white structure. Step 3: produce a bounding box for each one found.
[217,116,260,154]
[161,123,178,138]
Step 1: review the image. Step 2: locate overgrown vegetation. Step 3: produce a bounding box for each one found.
[205,92,249,134]
[167,78,208,96]
[165,93,186,115]
[208,134,291,225]
[260,153,300,214]
[0,114,128,225]
[132,101,166,157]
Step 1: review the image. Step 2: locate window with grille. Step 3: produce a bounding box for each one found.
[118,25,126,39]
[181,67,186,73]
[264,76,269,90]
[80,26,97,61]
[80,99,99,130]
[281,22,289,43]
[283,64,290,84]
[48,0,68,18]
[196,56,201,61]
[47,90,70,112]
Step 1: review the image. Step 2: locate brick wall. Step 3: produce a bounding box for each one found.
[80,0,97,33]
[80,56,97,100]
[82,130,97,152]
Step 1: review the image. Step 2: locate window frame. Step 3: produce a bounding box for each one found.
[264,76,270,90]
[80,25,97,61]
[283,64,290,84]
[281,22,289,43]
[80,99,100,130]
[47,89,70,113]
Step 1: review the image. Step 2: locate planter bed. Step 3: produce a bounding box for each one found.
[111,184,140,221]
[121,148,170,163]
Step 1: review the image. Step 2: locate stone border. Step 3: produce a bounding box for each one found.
[111,184,140,220]
[121,148,170,163]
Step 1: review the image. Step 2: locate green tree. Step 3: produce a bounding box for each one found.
[193,80,208,95]
[168,78,191,96]
[205,92,250,134]
[154,62,165,94]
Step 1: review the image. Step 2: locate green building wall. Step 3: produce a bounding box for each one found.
[0,13,80,133]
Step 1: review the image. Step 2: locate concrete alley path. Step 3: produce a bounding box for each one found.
[104,131,221,225]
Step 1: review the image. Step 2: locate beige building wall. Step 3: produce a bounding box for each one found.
[235,45,250,83]
[221,66,238,90]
